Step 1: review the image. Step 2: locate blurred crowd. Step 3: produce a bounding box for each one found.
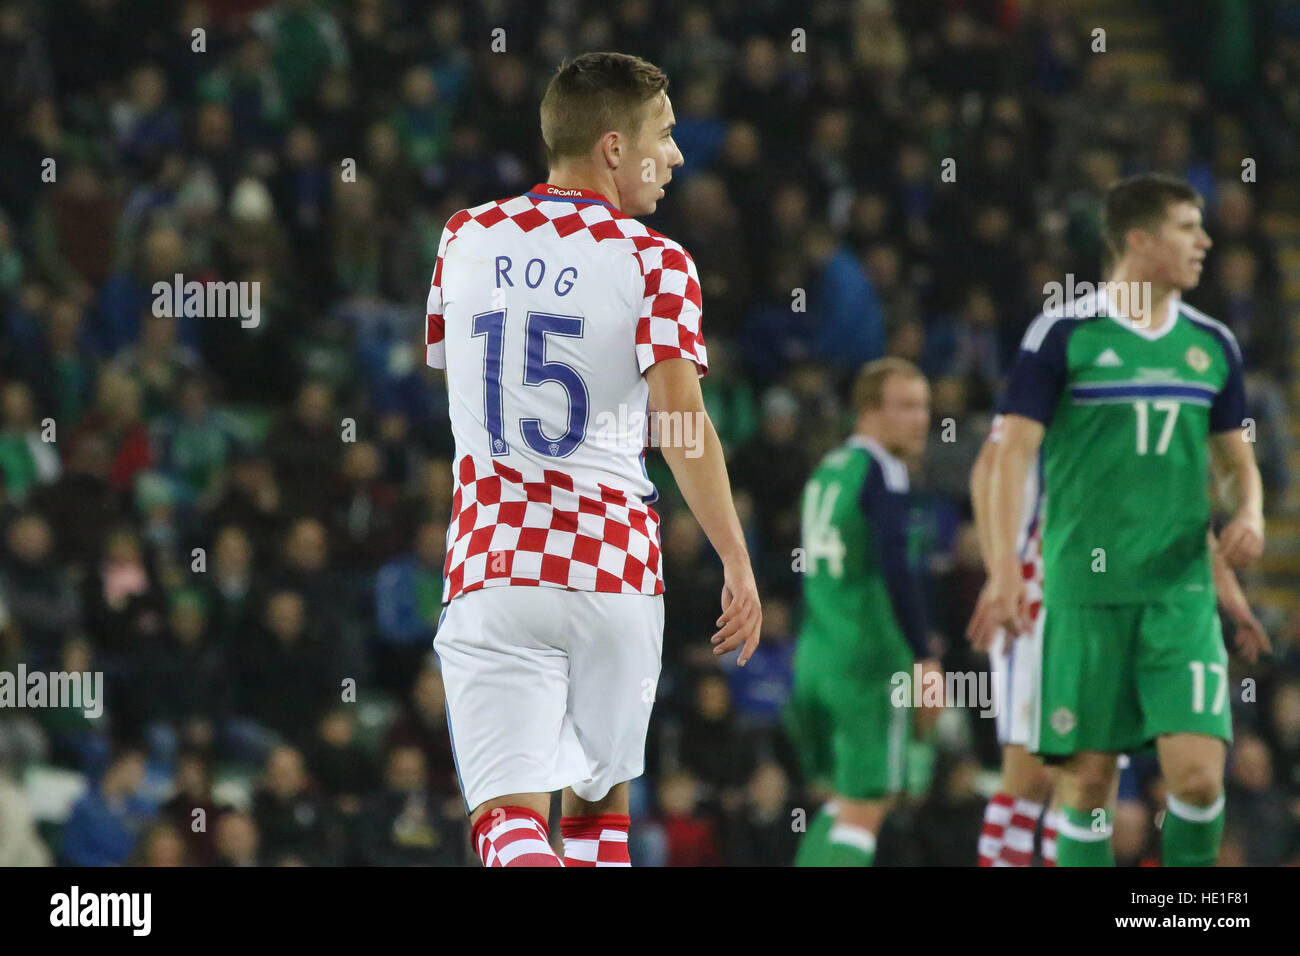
[0,0,1298,866]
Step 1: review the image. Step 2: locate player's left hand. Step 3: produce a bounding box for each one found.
[1218,511,1264,566]
[713,558,762,666]
[967,573,1027,653]
[1228,605,1271,664]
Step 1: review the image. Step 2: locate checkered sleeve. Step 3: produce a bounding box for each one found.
[635,242,708,376]
[426,210,470,369]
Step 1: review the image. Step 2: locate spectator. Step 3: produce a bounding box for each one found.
[203,449,285,566]
[805,225,886,373]
[110,313,202,422]
[61,746,152,866]
[721,597,795,733]
[354,745,467,866]
[303,707,378,816]
[71,371,154,495]
[137,589,232,763]
[200,524,257,654]
[0,381,60,504]
[81,527,165,660]
[330,440,402,573]
[659,510,724,689]
[160,750,223,866]
[373,519,444,695]
[0,754,51,865]
[730,388,808,588]
[238,590,333,752]
[130,821,188,866]
[1225,734,1299,865]
[677,672,757,797]
[251,744,341,866]
[655,770,720,867]
[0,512,80,668]
[212,810,261,867]
[384,665,459,796]
[718,761,801,866]
[29,434,117,573]
[150,372,246,508]
[34,634,109,772]
[263,381,343,519]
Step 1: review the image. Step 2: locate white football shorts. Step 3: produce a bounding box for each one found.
[989,616,1043,748]
[433,586,664,811]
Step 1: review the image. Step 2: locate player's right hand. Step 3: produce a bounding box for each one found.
[713,559,761,667]
[966,573,1028,653]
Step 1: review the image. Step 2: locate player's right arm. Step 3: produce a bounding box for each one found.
[969,430,996,571]
[646,357,761,666]
[968,423,1016,654]
[968,415,1042,650]
[967,314,1067,650]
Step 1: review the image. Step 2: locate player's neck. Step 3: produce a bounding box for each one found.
[853,423,896,458]
[546,165,621,208]
[1105,264,1178,332]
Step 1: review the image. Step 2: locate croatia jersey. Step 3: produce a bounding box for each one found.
[426,183,708,604]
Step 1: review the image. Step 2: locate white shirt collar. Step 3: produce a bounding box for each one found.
[1095,284,1180,341]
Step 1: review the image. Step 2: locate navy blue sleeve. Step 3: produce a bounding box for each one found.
[1209,330,1247,434]
[860,460,929,659]
[1001,317,1071,427]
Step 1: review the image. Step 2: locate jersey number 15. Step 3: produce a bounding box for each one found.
[472,309,589,458]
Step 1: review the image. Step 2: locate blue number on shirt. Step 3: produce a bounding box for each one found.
[473,309,588,458]
[471,309,509,455]
[521,312,588,457]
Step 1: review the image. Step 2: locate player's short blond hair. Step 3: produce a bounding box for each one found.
[852,357,925,413]
[540,52,669,164]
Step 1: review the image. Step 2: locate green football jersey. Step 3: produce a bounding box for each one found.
[797,435,927,668]
[1002,290,1247,605]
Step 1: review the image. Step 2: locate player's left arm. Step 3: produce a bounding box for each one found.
[1210,432,1264,566]
[1208,529,1271,663]
[860,461,931,662]
[861,465,942,726]
[1206,328,1264,566]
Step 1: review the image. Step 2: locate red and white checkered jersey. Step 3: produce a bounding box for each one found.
[426,183,708,603]
[988,413,1043,618]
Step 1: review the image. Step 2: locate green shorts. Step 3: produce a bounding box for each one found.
[783,657,910,800]
[1032,596,1232,757]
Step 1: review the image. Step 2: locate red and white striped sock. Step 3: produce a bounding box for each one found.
[560,813,632,867]
[978,792,1015,866]
[472,807,564,867]
[1041,809,1060,866]
[995,797,1044,867]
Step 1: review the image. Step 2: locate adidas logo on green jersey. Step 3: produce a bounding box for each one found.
[1094,347,1123,367]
